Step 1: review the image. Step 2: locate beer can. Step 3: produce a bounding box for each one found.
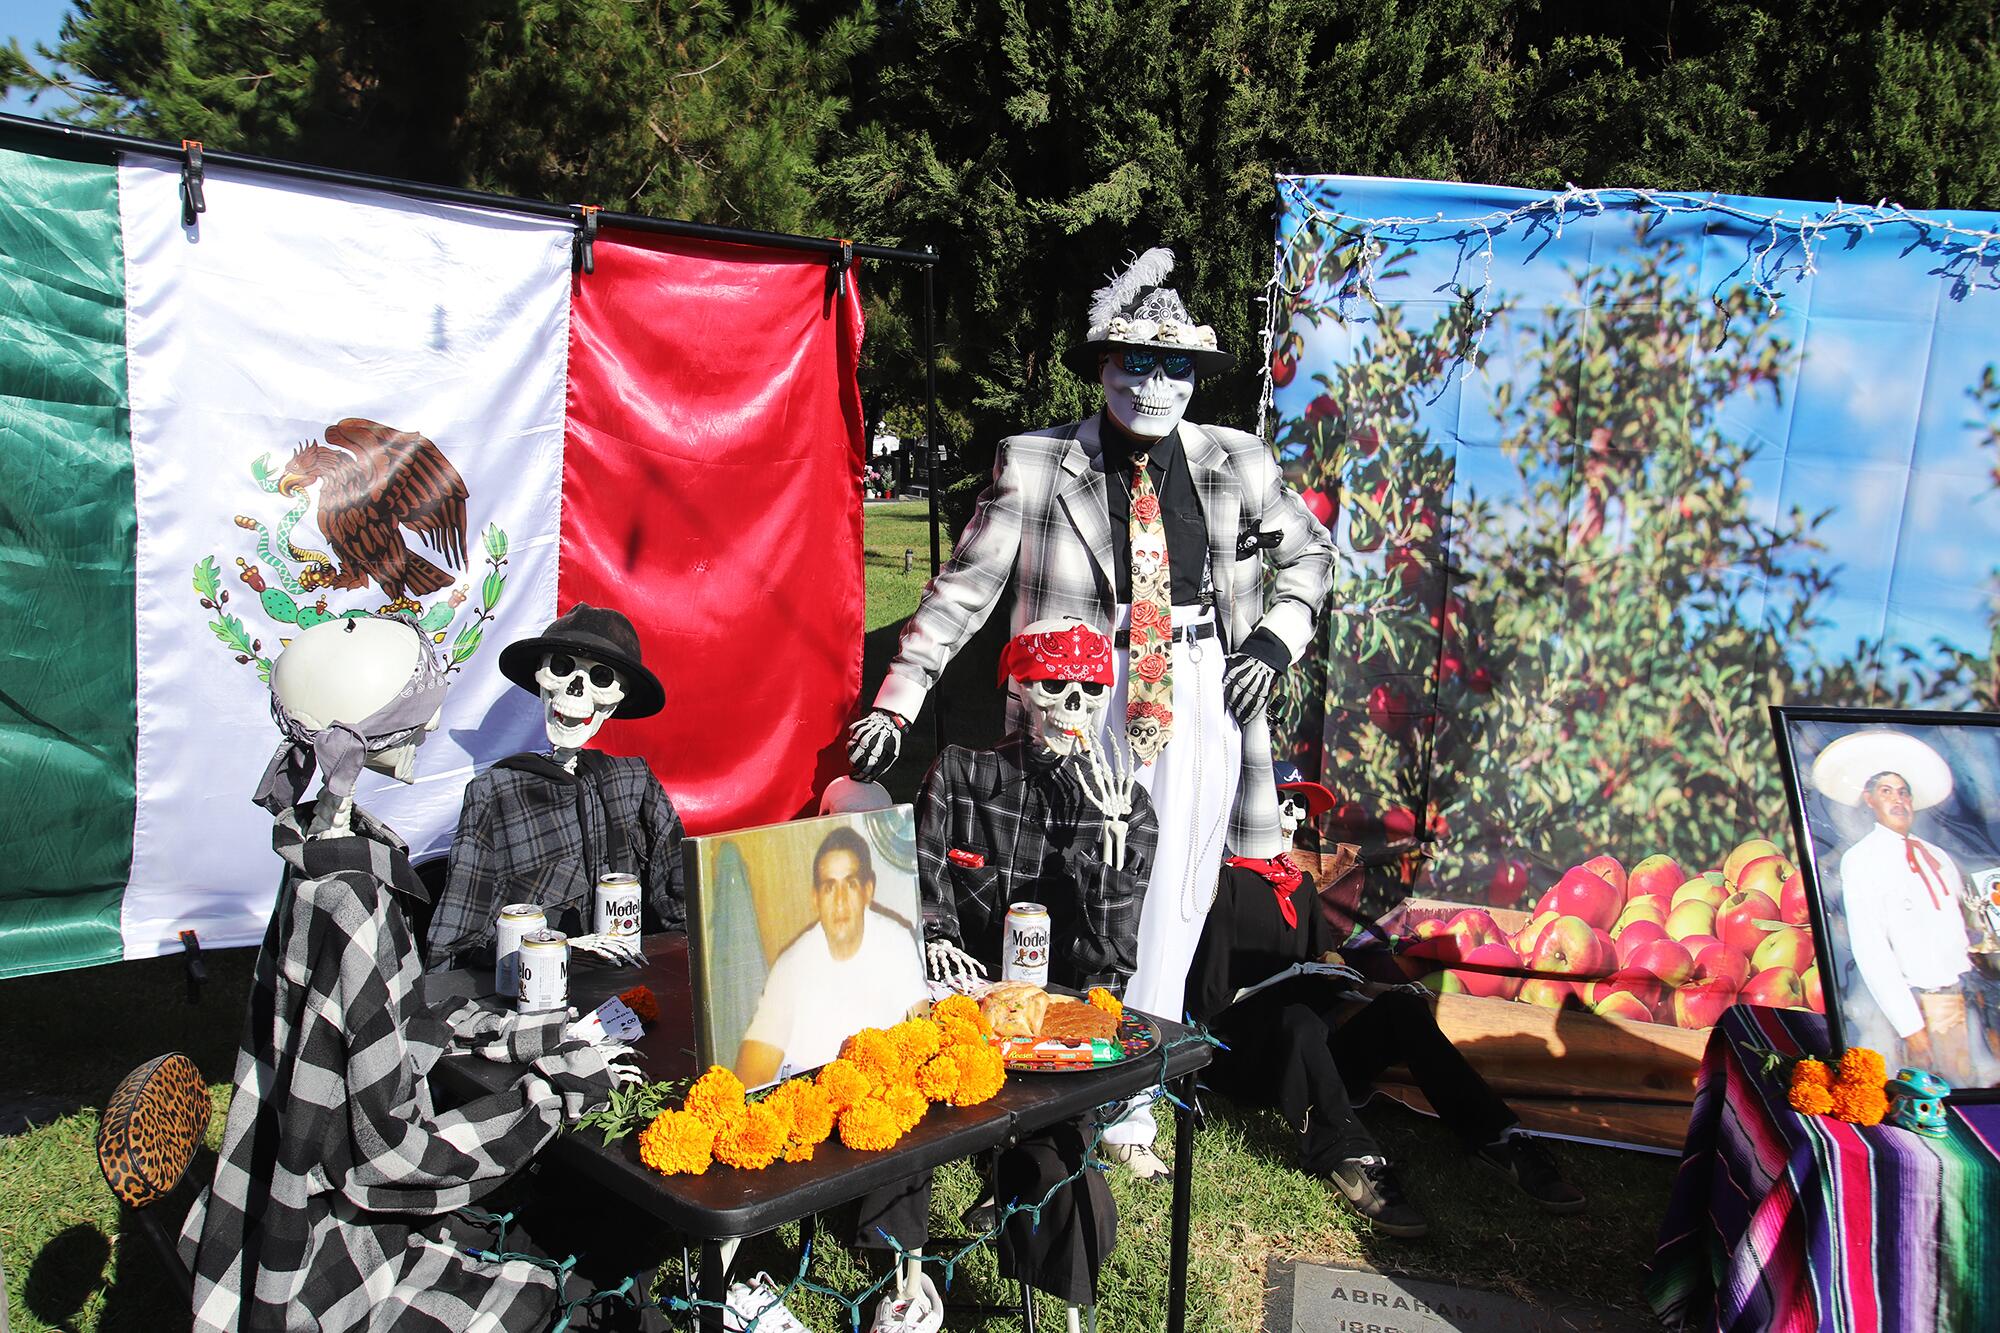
[594,871,643,942]
[517,929,570,1014]
[1003,902,1052,985]
[495,903,547,998]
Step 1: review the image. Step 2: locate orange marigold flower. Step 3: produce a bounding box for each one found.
[916,1052,960,1102]
[755,1084,800,1143]
[1791,1058,1831,1091]
[933,994,991,1036]
[889,1018,944,1069]
[1828,1082,1889,1126]
[1789,1081,1835,1117]
[617,985,660,1026]
[838,1096,903,1152]
[935,1015,988,1050]
[637,1109,715,1177]
[947,1042,1006,1106]
[781,1141,816,1165]
[1086,987,1123,1018]
[817,1058,870,1113]
[768,1079,833,1149]
[842,1029,902,1089]
[886,1084,929,1134]
[684,1066,747,1132]
[1838,1048,1887,1088]
[714,1102,787,1170]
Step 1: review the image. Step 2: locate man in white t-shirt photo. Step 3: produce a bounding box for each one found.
[734,825,928,1085]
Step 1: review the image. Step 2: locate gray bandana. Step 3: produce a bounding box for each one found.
[253,615,449,819]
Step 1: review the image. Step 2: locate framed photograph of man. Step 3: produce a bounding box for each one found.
[1771,705,2000,1097]
[685,807,929,1088]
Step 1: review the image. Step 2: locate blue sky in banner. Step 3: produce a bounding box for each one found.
[1272,175,2000,693]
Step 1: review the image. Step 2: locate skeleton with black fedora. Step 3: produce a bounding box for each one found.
[427,603,687,971]
[850,247,1336,1178]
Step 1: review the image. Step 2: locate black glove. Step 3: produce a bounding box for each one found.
[847,708,908,781]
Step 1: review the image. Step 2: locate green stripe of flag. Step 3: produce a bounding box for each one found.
[0,145,136,977]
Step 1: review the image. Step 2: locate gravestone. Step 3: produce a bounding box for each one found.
[1268,1260,1656,1333]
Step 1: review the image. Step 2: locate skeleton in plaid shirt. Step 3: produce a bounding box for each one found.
[182,616,634,1332]
[917,620,1158,992]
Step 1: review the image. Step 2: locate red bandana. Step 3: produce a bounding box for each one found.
[999,621,1115,687]
[1905,837,1954,911]
[1227,853,1304,928]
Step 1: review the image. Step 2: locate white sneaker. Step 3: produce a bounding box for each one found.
[723,1271,810,1333]
[1103,1141,1174,1181]
[869,1270,945,1333]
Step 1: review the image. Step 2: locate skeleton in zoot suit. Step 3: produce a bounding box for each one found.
[853,250,1335,1170]
[180,615,635,1333]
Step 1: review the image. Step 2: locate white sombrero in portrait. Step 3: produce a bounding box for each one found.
[1808,728,1955,809]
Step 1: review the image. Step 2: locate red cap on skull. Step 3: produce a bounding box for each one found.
[1000,617,1115,687]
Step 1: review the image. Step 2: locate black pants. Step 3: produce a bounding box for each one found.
[1210,982,1515,1176]
[996,1121,1117,1306]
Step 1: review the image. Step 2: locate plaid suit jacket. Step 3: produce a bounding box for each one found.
[876,415,1334,857]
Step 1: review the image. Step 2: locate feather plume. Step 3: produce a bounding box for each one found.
[1088,248,1176,333]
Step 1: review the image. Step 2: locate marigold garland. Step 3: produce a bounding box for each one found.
[1787,1048,1893,1127]
[916,1052,960,1102]
[932,993,992,1036]
[889,1017,944,1069]
[1838,1047,1887,1087]
[841,1028,903,1089]
[684,1066,747,1132]
[946,1041,1006,1106]
[1792,1058,1830,1091]
[1086,987,1123,1018]
[1788,1059,1835,1115]
[637,1109,715,1177]
[714,1102,787,1170]
[838,1096,902,1151]
[1828,1082,1890,1127]
[886,1084,929,1134]
[816,1058,870,1113]
[779,1081,834,1147]
[617,985,660,1026]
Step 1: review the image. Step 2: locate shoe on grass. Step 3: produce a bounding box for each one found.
[1324,1154,1429,1238]
[1477,1134,1585,1213]
[870,1270,945,1333]
[1102,1141,1173,1182]
[723,1271,810,1332]
[960,1192,999,1234]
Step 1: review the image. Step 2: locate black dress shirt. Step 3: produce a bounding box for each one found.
[1184,865,1334,1026]
[1097,415,1209,605]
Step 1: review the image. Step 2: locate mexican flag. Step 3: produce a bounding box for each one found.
[0,142,866,978]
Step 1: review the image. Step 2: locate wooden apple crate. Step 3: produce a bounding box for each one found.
[1341,896,1711,1152]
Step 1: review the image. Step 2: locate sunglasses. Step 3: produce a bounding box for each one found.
[549,653,618,688]
[1119,349,1196,379]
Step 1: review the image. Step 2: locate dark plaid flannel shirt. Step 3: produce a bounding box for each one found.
[916,733,1157,992]
[427,751,686,970]
[180,804,620,1333]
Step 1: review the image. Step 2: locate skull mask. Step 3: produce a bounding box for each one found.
[1024,678,1109,756]
[1278,793,1309,843]
[1101,354,1195,441]
[536,651,625,753]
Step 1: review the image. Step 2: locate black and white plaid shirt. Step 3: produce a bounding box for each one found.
[180,804,620,1332]
[916,734,1158,992]
[427,750,686,969]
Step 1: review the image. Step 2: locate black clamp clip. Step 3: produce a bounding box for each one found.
[179,928,206,1005]
[823,238,855,315]
[573,205,601,275]
[180,140,207,228]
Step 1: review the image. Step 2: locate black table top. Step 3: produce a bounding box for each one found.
[423,935,1211,1240]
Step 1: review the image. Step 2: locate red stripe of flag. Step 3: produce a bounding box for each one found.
[561,234,865,833]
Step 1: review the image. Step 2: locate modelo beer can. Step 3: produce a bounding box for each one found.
[1004,902,1052,985]
[495,903,547,998]
[517,929,570,1014]
[594,871,642,942]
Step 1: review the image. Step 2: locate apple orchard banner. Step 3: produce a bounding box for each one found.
[1267,177,2000,1046]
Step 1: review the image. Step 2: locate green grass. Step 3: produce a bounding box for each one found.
[2,503,1678,1328]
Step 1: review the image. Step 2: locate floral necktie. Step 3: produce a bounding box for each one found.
[1126,452,1173,765]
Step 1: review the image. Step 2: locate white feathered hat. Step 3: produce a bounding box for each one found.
[1809,728,1955,809]
[1074,247,1234,377]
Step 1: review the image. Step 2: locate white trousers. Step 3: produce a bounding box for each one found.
[1101,603,1241,1148]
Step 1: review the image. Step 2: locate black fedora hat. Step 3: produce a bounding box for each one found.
[498,604,664,719]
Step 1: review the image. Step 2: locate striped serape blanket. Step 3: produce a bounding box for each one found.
[1646,1005,2000,1331]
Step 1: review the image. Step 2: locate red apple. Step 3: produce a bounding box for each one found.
[1382,806,1419,841]
[1717,889,1781,955]
[1513,910,1559,958]
[1446,908,1506,953]
[1673,981,1738,1029]
[1368,685,1416,739]
[1420,969,1467,995]
[1271,349,1298,389]
[1629,938,1696,988]
[1590,927,1619,976]
[1627,854,1685,902]
[1456,942,1524,999]
[1614,919,1669,966]
[1677,932,1723,956]
[1724,839,1782,886]
[1468,666,1495,694]
[1612,894,1669,938]
[1750,925,1814,976]
[1671,877,1726,911]
[1527,915,1614,977]
[1580,854,1628,896]
[1487,858,1531,907]
[1301,489,1334,526]
[1665,900,1717,942]
[1517,978,1575,1010]
[1593,991,1655,1023]
[1741,967,1805,1009]
[1735,854,1796,907]
[1412,918,1446,940]
[1690,942,1751,992]
[1550,866,1623,931]
[1780,870,1810,927]
[1802,964,1824,1013]
[1305,393,1338,423]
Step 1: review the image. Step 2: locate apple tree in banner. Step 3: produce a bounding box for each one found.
[1273,224,1840,931]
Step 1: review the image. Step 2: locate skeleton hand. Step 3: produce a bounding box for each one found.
[601,1042,644,1087]
[1306,960,1368,988]
[926,938,988,990]
[847,709,908,782]
[1222,652,1278,725]
[569,932,644,967]
[1074,737,1137,872]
